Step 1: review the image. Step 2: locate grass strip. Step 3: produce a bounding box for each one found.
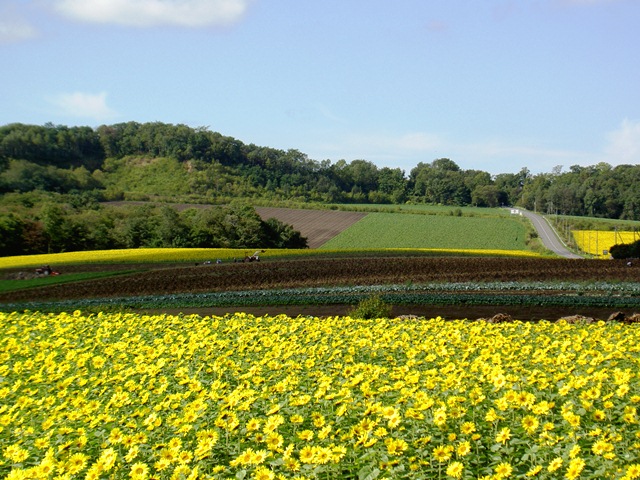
[0,270,137,294]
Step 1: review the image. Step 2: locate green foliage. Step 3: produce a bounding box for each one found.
[0,122,103,169]
[102,156,191,196]
[263,217,308,248]
[410,159,471,205]
[0,159,102,194]
[6,281,640,313]
[321,212,528,250]
[0,196,308,255]
[609,239,640,259]
[471,185,501,207]
[347,294,393,319]
[0,213,27,256]
[4,121,640,221]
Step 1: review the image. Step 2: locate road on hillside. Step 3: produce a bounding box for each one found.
[517,209,583,259]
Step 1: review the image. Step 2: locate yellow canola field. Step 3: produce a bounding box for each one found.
[0,247,542,270]
[2,311,640,480]
[573,230,640,258]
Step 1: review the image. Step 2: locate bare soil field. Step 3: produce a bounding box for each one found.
[254,207,367,248]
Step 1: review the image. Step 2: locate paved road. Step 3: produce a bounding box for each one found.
[517,209,583,259]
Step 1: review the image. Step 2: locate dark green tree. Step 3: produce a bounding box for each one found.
[263,218,308,248]
[0,213,27,256]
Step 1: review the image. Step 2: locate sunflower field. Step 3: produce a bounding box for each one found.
[1,311,640,480]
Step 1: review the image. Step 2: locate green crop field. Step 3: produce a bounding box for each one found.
[319,212,528,250]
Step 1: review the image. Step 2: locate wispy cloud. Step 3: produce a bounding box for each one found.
[48,91,118,122]
[311,129,604,175]
[311,131,445,167]
[0,20,36,44]
[285,104,347,124]
[605,119,640,164]
[0,5,37,44]
[347,132,443,153]
[52,0,253,28]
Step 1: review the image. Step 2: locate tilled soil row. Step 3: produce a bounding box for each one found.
[2,257,638,303]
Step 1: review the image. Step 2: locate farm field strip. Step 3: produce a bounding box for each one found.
[0,248,542,271]
[254,208,367,249]
[2,311,640,480]
[573,230,640,258]
[0,271,136,294]
[104,203,530,251]
[320,213,528,250]
[5,281,640,313]
[105,203,368,250]
[2,256,638,303]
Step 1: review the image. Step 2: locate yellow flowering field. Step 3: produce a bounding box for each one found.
[572,231,640,258]
[0,249,265,270]
[0,248,541,270]
[2,312,640,480]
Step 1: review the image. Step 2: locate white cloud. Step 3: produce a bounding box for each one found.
[52,0,253,28]
[605,119,640,164]
[0,20,37,44]
[49,91,118,121]
[0,4,38,44]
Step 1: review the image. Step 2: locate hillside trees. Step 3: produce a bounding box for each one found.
[471,185,501,207]
[0,197,308,255]
[0,123,104,169]
[0,213,27,256]
[410,159,471,205]
[2,121,640,220]
[0,160,102,194]
[377,167,407,203]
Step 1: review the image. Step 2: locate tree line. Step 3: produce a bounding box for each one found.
[0,197,307,256]
[1,121,639,223]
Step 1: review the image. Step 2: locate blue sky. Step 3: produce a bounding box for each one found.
[1,0,639,175]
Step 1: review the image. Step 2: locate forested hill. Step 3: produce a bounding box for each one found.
[1,121,640,220]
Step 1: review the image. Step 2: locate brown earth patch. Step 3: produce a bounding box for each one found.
[254,207,366,248]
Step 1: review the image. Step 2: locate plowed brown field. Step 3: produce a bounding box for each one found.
[254,207,367,248]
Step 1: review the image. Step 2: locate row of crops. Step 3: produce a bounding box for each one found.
[4,281,640,313]
[2,311,640,479]
[320,214,529,251]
